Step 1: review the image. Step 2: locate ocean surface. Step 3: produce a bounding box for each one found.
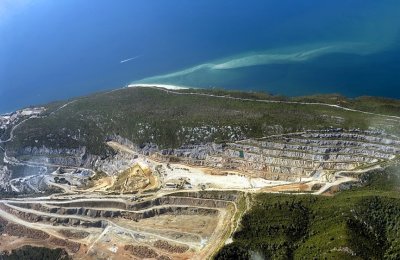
[1,0,400,113]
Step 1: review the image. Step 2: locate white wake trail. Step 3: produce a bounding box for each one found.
[120,55,140,63]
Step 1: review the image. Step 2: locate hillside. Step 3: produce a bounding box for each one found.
[216,163,400,259]
[1,86,400,259]
[6,86,400,156]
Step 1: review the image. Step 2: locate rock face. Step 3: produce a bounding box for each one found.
[2,203,107,228]
[14,146,98,168]
[160,143,223,160]
[128,196,231,211]
[129,129,400,180]
[96,152,137,175]
[8,129,400,184]
[11,195,227,222]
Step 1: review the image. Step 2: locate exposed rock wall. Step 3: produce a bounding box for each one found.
[14,146,98,168]
[10,129,400,183]
[121,206,219,221]
[47,200,127,210]
[128,196,231,211]
[133,130,400,178]
[166,191,240,201]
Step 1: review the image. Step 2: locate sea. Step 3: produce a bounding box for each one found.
[1,0,400,113]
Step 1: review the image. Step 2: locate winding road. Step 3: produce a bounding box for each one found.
[135,85,400,122]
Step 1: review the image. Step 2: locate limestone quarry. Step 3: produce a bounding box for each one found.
[1,103,400,259]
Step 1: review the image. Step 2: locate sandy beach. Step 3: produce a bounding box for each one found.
[127,83,190,90]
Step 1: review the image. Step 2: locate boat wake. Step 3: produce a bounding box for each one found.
[120,55,140,63]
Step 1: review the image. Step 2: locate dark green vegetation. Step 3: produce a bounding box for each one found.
[216,165,400,259]
[7,87,400,156]
[181,88,400,116]
[0,246,70,260]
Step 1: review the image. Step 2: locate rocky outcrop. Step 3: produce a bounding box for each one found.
[14,146,98,168]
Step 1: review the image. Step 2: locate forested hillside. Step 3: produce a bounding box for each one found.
[7,87,400,156]
[216,164,400,259]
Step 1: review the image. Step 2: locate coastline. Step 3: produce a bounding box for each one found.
[127,83,191,90]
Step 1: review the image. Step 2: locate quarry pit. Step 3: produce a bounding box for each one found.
[1,129,400,259]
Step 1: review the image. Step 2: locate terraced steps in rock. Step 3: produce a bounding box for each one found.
[8,197,227,223]
[0,192,239,259]
[204,130,400,178]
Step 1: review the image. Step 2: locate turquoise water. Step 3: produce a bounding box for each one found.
[1,1,400,112]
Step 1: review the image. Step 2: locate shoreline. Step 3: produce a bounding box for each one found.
[127,83,191,90]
